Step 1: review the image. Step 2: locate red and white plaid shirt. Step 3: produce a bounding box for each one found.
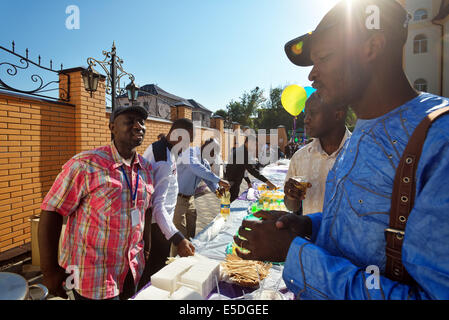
[41,142,154,299]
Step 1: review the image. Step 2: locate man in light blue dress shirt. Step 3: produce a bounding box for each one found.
[174,141,230,243]
[233,0,449,299]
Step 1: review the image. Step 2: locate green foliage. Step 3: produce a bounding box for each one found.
[216,85,303,134]
[230,87,265,128]
[345,107,357,132]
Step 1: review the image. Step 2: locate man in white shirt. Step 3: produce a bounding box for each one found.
[141,118,196,280]
[284,93,351,215]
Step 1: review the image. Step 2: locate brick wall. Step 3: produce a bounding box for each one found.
[0,93,76,253]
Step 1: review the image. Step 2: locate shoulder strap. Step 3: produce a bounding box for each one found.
[386,106,449,284]
[152,139,168,163]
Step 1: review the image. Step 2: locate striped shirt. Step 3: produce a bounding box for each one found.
[41,142,154,299]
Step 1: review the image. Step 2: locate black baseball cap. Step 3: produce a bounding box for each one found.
[284,0,410,67]
[110,104,149,122]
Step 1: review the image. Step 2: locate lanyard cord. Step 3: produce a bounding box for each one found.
[120,166,140,204]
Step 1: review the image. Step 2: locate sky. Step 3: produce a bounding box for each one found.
[0,0,340,112]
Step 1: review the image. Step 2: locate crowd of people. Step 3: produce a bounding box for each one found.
[37,0,449,301]
[284,141,304,159]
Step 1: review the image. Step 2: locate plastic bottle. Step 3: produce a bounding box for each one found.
[219,190,231,220]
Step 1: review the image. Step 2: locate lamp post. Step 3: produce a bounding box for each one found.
[81,42,139,112]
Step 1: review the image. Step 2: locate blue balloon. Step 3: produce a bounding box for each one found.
[304,86,317,98]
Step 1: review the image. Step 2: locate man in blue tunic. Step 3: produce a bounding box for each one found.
[234,0,449,299]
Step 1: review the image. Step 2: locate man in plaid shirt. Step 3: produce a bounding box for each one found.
[39,104,153,300]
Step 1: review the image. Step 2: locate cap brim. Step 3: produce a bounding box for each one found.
[110,105,149,122]
[284,33,314,67]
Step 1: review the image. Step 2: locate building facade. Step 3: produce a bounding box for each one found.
[400,0,449,97]
[117,84,213,126]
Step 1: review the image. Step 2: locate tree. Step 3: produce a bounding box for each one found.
[224,87,266,128]
[214,109,228,119]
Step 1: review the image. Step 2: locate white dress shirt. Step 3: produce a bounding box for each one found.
[285,128,352,215]
[143,144,179,241]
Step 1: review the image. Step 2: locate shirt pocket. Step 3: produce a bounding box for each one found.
[137,183,153,213]
[89,179,123,217]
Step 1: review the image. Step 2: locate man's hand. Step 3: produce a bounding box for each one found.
[41,265,69,299]
[218,179,230,190]
[177,239,195,257]
[265,180,277,190]
[233,210,312,262]
[284,178,311,200]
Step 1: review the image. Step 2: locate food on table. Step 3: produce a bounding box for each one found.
[257,184,279,191]
[221,254,272,288]
[132,286,171,300]
[170,286,203,300]
[151,257,196,293]
[178,260,220,299]
[150,254,219,298]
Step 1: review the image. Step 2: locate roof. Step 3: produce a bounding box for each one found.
[187,99,212,114]
[117,83,187,102]
[174,100,195,108]
[117,83,212,113]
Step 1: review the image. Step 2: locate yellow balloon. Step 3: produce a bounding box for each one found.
[281,85,308,117]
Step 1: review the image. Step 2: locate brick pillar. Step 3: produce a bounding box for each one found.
[211,116,225,161]
[59,67,107,153]
[171,105,193,121]
[170,106,177,121]
[277,125,288,153]
[211,117,224,132]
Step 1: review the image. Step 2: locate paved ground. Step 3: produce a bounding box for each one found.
[194,179,249,235]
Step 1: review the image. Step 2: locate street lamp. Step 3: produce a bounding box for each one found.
[125,80,139,102]
[82,42,138,112]
[81,66,101,97]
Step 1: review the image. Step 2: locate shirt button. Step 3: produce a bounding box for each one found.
[290,279,294,284]
[359,199,363,204]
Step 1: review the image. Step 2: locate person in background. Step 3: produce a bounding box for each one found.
[284,93,351,215]
[39,104,153,300]
[225,135,276,202]
[173,139,230,248]
[201,138,222,177]
[142,119,196,278]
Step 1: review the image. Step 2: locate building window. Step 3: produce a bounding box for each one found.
[414,79,428,92]
[413,34,428,54]
[414,9,428,21]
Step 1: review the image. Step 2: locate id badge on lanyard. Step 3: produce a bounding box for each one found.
[121,166,140,228]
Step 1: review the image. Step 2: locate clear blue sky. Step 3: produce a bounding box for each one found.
[1,0,339,112]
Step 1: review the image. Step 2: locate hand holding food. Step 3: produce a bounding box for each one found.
[284,176,312,200]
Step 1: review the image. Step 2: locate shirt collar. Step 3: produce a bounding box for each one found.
[110,141,142,169]
[308,127,352,157]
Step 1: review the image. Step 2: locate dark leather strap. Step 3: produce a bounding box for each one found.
[386,106,449,284]
[152,138,169,162]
